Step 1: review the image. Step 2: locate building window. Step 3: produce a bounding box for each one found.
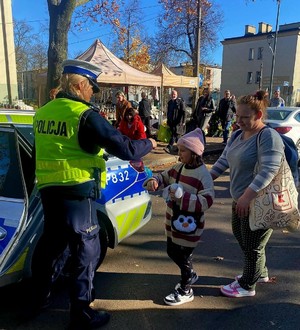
[257,47,263,60]
[247,72,253,84]
[206,69,211,80]
[249,48,254,60]
[255,71,261,84]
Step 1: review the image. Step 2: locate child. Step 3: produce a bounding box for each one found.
[118,107,147,140]
[144,128,214,306]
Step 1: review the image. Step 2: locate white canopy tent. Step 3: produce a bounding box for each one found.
[76,39,162,87]
[152,63,198,88]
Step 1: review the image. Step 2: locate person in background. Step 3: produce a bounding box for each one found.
[218,90,237,145]
[115,91,132,127]
[144,128,214,306]
[269,90,285,107]
[164,90,186,154]
[138,92,152,138]
[193,87,216,133]
[210,90,284,298]
[118,107,147,140]
[31,59,157,329]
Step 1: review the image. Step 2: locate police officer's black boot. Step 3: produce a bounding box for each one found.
[69,302,110,329]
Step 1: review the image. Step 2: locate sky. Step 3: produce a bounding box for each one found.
[11,0,300,66]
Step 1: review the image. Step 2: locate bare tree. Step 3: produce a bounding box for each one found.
[14,20,48,71]
[30,42,48,70]
[14,20,34,72]
[46,0,122,96]
[149,0,223,68]
[47,0,77,93]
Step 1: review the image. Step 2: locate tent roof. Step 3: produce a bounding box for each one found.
[152,63,198,88]
[76,39,161,87]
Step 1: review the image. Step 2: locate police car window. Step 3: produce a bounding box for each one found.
[16,126,34,146]
[0,130,25,199]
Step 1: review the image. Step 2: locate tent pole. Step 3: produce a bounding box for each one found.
[159,82,163,125]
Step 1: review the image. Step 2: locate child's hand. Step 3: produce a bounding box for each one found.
[169,183,183,201]
[146,179,158,191]
[169,190,177,201]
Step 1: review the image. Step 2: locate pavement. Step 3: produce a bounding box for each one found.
[143,136,225,169]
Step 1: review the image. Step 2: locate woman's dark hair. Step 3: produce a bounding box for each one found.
[180,154,203,168]
[124,107,136,120]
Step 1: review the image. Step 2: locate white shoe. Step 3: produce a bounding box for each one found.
[164,287,194,306]
[220,280,255,298]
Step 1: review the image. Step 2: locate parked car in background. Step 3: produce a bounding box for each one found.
[265,107,300,161]
[0,110,152,288]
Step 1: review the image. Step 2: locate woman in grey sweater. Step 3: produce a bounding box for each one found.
[210,90,284,298]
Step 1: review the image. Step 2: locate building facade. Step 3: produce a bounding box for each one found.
[0,0,18,105]
[171,63,221,106]
[221,22,300,105]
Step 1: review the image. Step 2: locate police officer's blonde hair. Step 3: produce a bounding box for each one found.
[59,73,90,98]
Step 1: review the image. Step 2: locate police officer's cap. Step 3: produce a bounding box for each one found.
[62,59,102,94]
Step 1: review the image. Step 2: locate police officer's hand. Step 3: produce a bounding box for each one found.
[148,138,157,149]
[146,179,158,191]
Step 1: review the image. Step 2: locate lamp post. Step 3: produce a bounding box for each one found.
[194,0,201,109]
[268,0,281,99]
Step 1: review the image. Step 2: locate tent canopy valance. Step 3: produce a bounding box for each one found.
[76,39,162,87]
[152,63,198,88]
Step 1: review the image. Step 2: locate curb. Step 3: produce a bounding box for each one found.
[143,147,224,169]
[142,151,178,168]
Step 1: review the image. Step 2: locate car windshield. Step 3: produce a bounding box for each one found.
[266,110,291,121]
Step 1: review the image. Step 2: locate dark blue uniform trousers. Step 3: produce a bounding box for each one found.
[32,188,100,309]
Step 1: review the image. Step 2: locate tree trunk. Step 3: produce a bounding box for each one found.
[46,0,76,99]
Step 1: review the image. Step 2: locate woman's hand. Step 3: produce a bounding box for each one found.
[235,196,250,218]
[236,187,257,218]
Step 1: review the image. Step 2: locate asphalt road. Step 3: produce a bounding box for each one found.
[0,171,300,329]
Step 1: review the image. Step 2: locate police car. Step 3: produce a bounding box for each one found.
[0,109,152,287]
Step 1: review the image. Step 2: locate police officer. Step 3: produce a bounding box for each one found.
[32,59,157,329]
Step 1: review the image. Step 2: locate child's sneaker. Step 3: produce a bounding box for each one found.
[235,274,269,283]
[220,280,255,298]
[164,287,194,306]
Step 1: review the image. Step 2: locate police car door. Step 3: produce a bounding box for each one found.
[0,126,29,272]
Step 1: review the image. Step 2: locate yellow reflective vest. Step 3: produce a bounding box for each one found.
[34,98,106,189]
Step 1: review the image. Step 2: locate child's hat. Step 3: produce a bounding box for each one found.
[62,59,101,93]
[177,128,205,156]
